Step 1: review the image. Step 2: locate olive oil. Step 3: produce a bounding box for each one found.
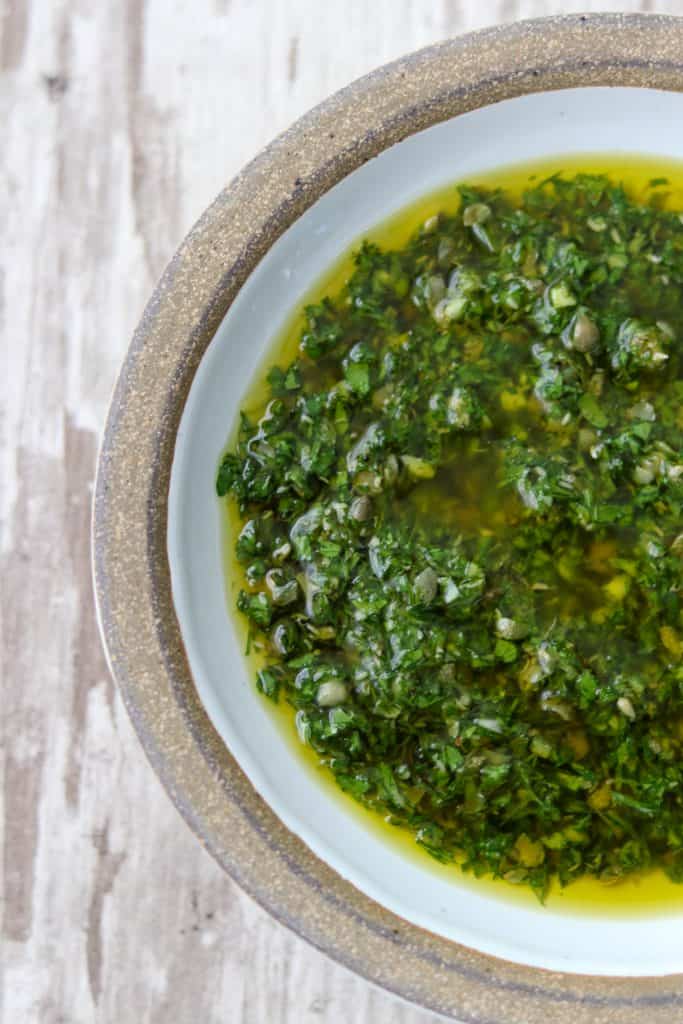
[221,154,683,914]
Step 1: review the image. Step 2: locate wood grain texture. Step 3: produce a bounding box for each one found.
[0,1,674,1021]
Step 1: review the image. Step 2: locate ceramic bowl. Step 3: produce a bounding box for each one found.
[94,14,683,1022]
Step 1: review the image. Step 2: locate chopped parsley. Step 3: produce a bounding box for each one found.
[217,172,683,900]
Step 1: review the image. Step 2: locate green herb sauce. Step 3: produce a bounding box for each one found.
[217,161,683,902]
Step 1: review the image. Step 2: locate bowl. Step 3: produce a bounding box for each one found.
[93,14,683,1022]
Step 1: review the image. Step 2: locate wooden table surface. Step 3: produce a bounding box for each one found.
[2,1,674,1021]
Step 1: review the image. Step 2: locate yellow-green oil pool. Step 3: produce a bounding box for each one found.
[221,154,683,916]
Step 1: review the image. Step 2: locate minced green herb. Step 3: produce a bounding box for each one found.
[217,173,683,899]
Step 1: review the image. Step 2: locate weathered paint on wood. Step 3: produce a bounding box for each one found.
[1,1,671,1020]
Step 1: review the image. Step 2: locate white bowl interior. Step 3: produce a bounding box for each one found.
[168,87,683,976]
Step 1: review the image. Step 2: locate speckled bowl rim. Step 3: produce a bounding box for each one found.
[93,14,683,1022]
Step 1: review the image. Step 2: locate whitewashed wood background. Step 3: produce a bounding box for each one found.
[1,1,678,1021]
